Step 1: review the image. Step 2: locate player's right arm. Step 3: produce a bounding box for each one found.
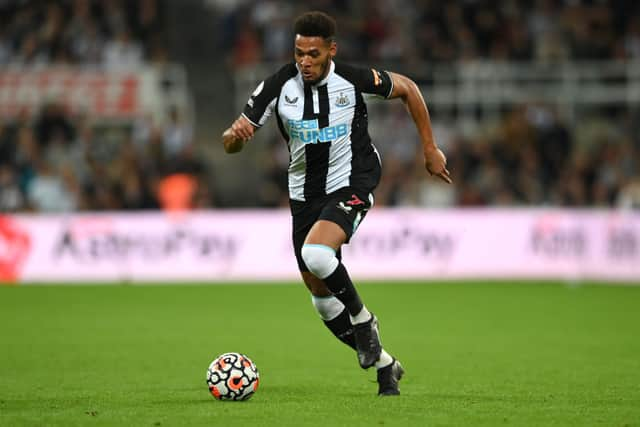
[222,64,297,155]
[222,115,255,153]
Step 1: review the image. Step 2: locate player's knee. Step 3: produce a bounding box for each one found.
[301,244,339,280]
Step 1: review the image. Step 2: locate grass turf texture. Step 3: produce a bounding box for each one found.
[1,282,639,427]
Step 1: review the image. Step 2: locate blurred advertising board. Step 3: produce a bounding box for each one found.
[0,69,140,118]
[0,209,638,284]
[0,65,190,121]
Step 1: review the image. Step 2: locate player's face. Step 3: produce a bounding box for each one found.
[294,35,336,84]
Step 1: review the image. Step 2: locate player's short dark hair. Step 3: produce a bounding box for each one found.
[293,11,336,41]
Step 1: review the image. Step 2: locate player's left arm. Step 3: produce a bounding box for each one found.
[387,72,452,184]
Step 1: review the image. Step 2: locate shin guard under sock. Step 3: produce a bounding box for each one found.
[323,308,357,350]
[322,263,364,316]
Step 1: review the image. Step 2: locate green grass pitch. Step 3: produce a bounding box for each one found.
[1,281,639,426]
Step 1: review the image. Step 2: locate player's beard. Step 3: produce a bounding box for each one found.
[308,56,331,85]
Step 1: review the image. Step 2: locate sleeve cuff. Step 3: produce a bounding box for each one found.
[241,113,261,128]
[385,71,394,98]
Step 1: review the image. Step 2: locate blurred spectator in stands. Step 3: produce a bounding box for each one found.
[147,36,169,67]
[27,161,77,212]
[375,155,411,206]
[528,0,558,39]
[529,0,568,62]
[121,168,148,210]
[68,15,105,65]
[617,178,640,209]
[0,165,25,212]
[412,158,458,208]
[162,106,193,158]
[258,135,289,207]
[11,33,49,67]
[102,0,129,36]
[33,100,75,150]
[230,17,261,68]
[371,102,419,167]
[553,151,592,206]
[376,18,412,63]
[535,30,569,62]
[103,29,144,70]
[165,143,204,176]
[135,0,162,47]
[43,127,75,174]
[131,113,156,154]
[361,4,387,60]
[527,105,572,188]
[473,147,508,204]
[65,0,93,41]
[13,125,38,196]
[506,16,533,60]
[66,118,94,189]
[114,139,157,209]
[157,173,197,211]
[622,17,640,58]
[193,177,216,209]
[0,122,16,167]
[39,2,65,56]
[251,0,292,62]
[5,4,36,57]
[515,143,545,205]
[0,29,12,65]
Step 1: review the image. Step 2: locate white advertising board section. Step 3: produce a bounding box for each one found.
[0,209,638,284]
[0,68,158,118]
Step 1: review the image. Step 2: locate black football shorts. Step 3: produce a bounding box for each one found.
[290,186,374,273]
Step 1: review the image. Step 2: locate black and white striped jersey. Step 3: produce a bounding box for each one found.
[242,60,394,202]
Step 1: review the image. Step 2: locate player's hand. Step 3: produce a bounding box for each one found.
[424,146,452,184]
[230,115,255,142]
[222,116,256,153]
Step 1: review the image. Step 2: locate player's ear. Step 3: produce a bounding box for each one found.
[329,41,337,57]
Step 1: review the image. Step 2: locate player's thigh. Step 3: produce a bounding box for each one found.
[291,198,343,273]
[315,187,374,245]
[291,200,318,272]
[304,220,347,251]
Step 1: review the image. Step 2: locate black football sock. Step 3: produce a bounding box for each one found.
[322,263,364,316]
[323,308,356,350]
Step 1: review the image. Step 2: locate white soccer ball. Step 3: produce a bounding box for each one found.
[206,352,260,401]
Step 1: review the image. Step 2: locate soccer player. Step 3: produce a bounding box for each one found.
[222,11,451,396]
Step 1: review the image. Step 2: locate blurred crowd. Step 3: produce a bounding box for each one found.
[0,0,167,69]
[1,1,639,212]
[217,0,640,67]
[0,102,213,212]
[0,0,214,213]
[216,0,640,209]
[369,103,640,208]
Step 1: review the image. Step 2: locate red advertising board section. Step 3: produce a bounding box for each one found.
[0,69,140,118]
[0,209,638,284]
